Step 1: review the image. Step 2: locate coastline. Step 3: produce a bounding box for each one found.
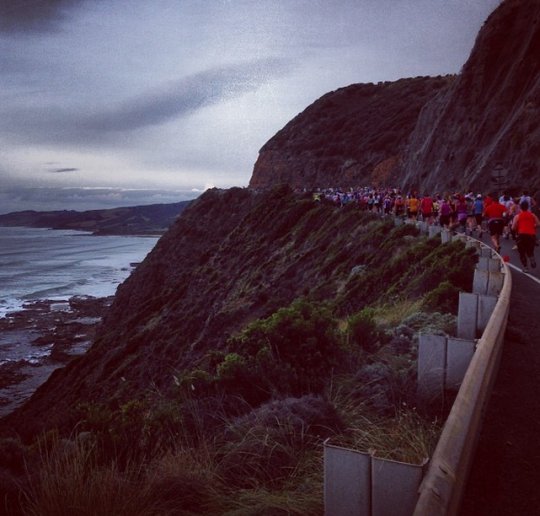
[0,296,113,418]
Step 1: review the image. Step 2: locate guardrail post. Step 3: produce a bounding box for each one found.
[324,442,428,516]
[441,229,452,244]
[472,269,504,296]
[418,221,429,234]
[429,226,442,238]
[477,257,501,271]
[446,338,476,391]
[457,292,478,340]
[324,444,372,516]
[372,457,427,516]
[478,295,498,332]
[418,336,476,400]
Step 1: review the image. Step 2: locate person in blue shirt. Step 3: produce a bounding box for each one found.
[473,194,484,238]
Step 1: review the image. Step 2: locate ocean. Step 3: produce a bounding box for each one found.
[0,226,159,317]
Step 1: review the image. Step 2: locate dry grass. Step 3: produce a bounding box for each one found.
[328,386,442,465]
[372,299,424,330]
[20,426,324,516]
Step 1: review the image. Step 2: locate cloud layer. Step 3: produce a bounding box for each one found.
[0,0,503,213]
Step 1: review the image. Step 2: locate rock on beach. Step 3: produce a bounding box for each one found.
[0,296,113,418]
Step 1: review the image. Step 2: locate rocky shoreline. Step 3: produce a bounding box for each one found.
[0,296,113,418]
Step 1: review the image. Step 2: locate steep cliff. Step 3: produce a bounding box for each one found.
[251,0,540,198]
[1,187,475,438]
[397,0,540,196]
[249,76,453,189]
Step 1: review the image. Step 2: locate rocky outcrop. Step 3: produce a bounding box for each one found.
[396,0,540,196]
[250,0,540,198]
[249,77,453,189]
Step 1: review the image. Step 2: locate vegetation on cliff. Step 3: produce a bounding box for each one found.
[0,186,477,515]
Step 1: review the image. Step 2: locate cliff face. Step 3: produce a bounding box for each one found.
[397,0,540,196]
[251,0,540,197]
[1,186,475,437]
[249,77,453,189]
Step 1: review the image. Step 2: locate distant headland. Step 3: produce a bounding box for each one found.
[0,200,192,236]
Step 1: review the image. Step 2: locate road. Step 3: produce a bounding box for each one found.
[459,239,540,515]
[464,228,540,281]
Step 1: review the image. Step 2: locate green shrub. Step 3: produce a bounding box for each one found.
[422,281,462,313]
[217,353,247,380]
[345,307,382,352]
[226,299,341,397]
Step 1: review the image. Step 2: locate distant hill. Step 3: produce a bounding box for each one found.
[0,200,192,236]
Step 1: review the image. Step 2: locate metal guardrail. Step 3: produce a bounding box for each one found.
[412,248,512,515]
[323,225,512,516]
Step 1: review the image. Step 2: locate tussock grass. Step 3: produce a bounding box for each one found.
[23,441,148,516]
[20,413,326,516]
[372,299,424,330]
[19,386,440,516]
[328,384,442,465]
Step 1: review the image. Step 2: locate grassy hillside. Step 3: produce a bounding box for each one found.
[0,187,478,515]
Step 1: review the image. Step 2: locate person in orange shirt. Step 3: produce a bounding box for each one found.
[512,200,540,273]
[407,194,419,221]
[483,196,508,253]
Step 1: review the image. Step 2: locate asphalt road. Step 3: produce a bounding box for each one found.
[467,228,540,282]
[460,266,540,515]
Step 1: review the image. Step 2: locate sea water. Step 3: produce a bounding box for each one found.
[0,226,159,317]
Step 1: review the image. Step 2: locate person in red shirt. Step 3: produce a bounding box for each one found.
[420,194,434,225]
[512,200,540,273]
[483,196,508,253]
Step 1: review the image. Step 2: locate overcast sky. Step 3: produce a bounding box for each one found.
[0,0,503,214]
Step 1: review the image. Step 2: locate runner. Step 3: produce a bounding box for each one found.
[483,195,508,253]
[439,198,453,230]
[465,191,476,235]
[456,195,469,233]
[407,194,419,221]
[394,195,405,218]
[512,200,540,273]
[420,193,434,225]
[499,194,515,239]
[473,194,484,238]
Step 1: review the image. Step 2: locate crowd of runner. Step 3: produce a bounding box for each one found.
[306,186,540,273]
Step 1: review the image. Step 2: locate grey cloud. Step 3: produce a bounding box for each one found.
[0,58,292,146]
[83,58,292,134]
[49,167,79,173]
[0,0,90,33]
